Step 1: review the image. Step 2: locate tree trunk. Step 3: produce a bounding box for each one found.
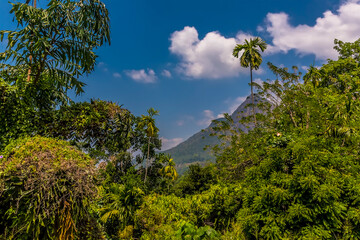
[27,0,37,82]
[144,137,150,183]
[250,66,257,127]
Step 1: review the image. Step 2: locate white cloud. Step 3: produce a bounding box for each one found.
[216,113,225,118]
[197,110,216,126]
[196,96,249,127]
[265,1,360,59]
[236,32,256,43]
[257,25,265,32]
[301,66,309,71]
[226,96,248,115]
[160,137,184,151]
[113,72,121,78]
[254,77,265,87]
[169,26,250,79]
[125,68,157,83]
[161,69,172,78]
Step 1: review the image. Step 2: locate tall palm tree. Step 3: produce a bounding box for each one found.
[138,108,159,183]
[233,37,267,126]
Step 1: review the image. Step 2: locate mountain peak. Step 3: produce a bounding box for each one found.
[164,94,265,173]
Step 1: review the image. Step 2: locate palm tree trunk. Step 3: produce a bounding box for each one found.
[144,137,150,183]
[250,67,257,126]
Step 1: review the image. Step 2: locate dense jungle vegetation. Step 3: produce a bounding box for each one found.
[1,0,360,239]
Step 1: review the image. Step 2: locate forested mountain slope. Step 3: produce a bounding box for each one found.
[165,94,263,172]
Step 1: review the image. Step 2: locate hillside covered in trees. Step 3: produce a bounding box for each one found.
[1,0,360,239]
[164,94,264,174]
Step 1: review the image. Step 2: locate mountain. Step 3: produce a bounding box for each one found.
[164,94,263,173]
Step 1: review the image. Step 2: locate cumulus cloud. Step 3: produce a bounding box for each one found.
[227,96,248,114]
[125,69,157,83]
[197,96,249,127]
[161,69,172,78]
[169,26,250,79]
[160,137,184,151]
[113,72,121,78]
[197,110,217,126]
[197,110,215,126]
[265,1,360,59]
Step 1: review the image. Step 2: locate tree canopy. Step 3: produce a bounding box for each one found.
[2,0,360,238]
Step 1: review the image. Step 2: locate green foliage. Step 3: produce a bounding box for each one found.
[175,221,220,240]
[47,99,134,161]
[174,163,218,196]
[164,127,218,172]
[0,0,110,150]
[0,0,110,91]
[137,108,160,183]
[159,155,178,181]
[157,154,179,193]
[233,37,267,70]
[97,183,144,239]
[0,74,63,150]
[211,38,360,239]
[2,2,360,238]
[138,108,160,138]
[233,37,267,125]
[135,184,242,239]
[0,78,33,150]
[0,136,102,239]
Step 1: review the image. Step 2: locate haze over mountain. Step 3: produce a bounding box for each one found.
[164,94,263,172]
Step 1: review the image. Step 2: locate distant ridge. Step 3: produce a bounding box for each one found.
[164,94,263,173]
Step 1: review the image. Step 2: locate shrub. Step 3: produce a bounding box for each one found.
[135,184,242,239]
[0,136,102,239]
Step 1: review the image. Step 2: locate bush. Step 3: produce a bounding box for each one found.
[135,184,242,239]
[0,136,103,239]
[174,163,218,197]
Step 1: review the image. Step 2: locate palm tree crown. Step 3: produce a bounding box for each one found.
[233,37,267,70]
[138,108,159,183]
[160,157,178,181]
[233,37,267,126]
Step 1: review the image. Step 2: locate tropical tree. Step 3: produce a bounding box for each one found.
[47,99,134,162]
[137,108,160,183]
[0,0,111,149]
[0,0,110,95]
[233,37,267,126]
[158,154,178,191]
[213,38,360,238]
[159,156,178,181]
[98,183,144,239]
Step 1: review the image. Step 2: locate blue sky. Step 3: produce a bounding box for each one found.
[1,0,360,150]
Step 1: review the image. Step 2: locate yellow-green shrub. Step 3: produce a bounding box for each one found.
[0,136,102,239]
